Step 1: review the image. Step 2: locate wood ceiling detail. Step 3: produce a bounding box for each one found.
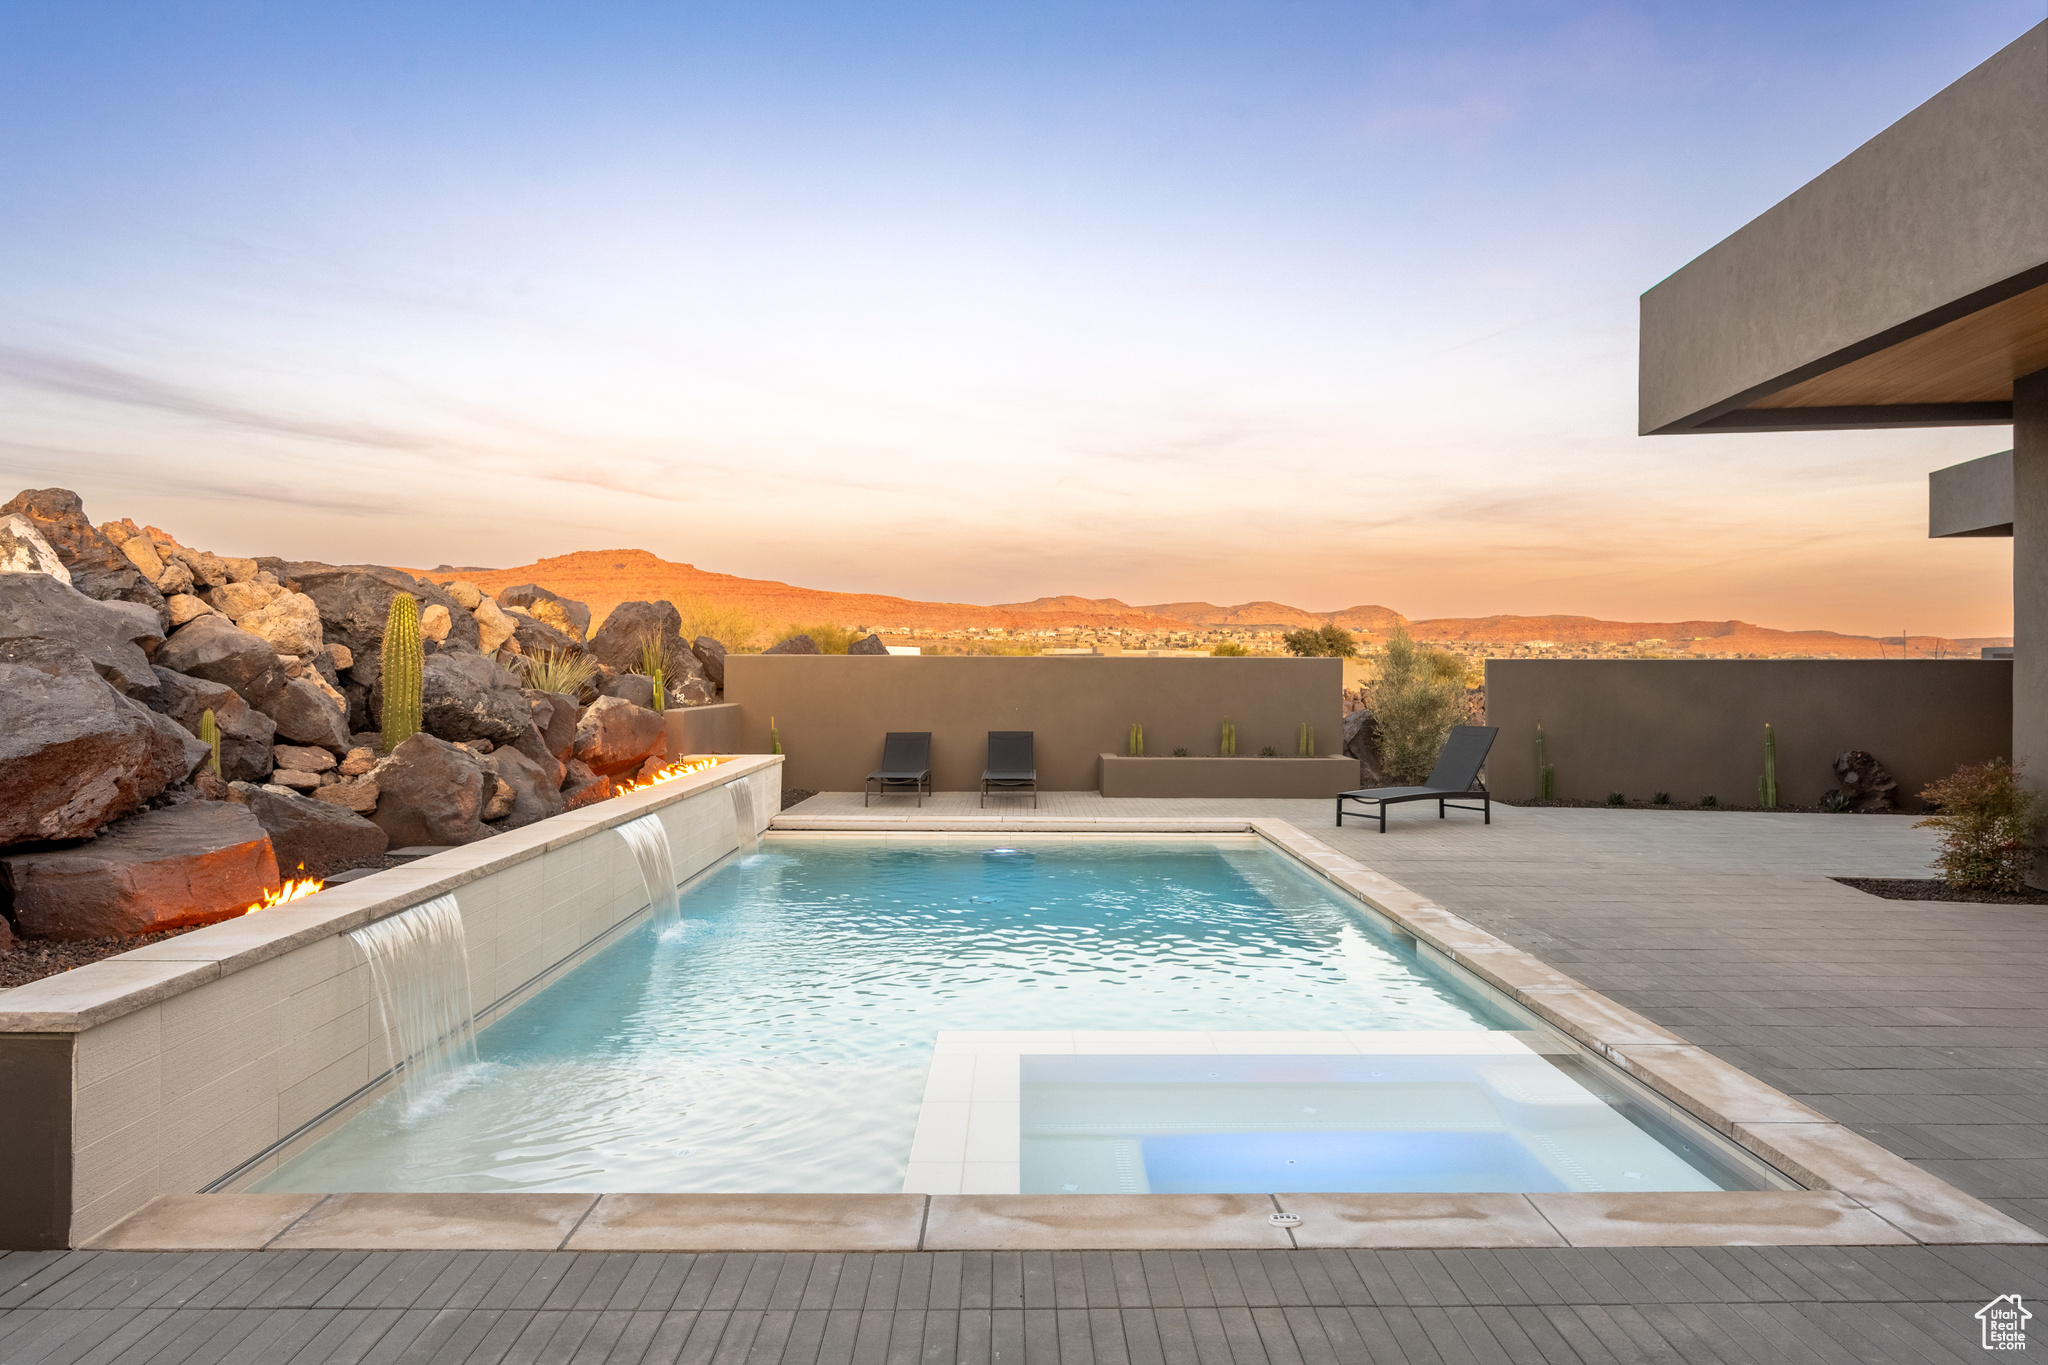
[1749,279,2048,409]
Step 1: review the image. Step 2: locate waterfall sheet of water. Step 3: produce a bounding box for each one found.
[618,813,681,930]
[729,778,761,857]
[348,894,477,1107]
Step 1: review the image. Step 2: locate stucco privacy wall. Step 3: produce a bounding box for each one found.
[1485,659,2010,807]
[1638,21,2048,434]
[723,655,1345,793]
[0,756,780,1249]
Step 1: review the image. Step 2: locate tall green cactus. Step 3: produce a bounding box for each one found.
[638,634,667,714]
[1757,722,1778,809]
[1220,717,1236,757]
[1298,722,1315,757]
[380,592,424,753]
[199,708,222,778]
[1535,722,1554,800]
[1128,723,1145,757]
[770,715,782,755]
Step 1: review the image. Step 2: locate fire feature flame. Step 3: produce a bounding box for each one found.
[611,754,726,797]
[245,874,326,915]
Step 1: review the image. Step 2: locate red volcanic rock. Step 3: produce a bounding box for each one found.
[3,800,280,940]
[572,696,666,777]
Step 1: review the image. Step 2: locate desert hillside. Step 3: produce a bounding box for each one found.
[426,548,1982,657]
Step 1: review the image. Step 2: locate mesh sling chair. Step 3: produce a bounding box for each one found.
[864,732,933,807]
[982,731,1037,808]
[1336,724,1499,833]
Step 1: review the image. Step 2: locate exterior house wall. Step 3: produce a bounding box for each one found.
[722,655,1344,793]
[1485,659,2010,808]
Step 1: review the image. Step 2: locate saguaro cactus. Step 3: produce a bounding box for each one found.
[1220,717,1236,757]
[1535,722,1554,800]
[1757,722,1779,809]
[199,708,222,778]
[380,592,424,752]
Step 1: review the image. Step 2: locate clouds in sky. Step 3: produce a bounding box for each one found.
[0,0,2033,634]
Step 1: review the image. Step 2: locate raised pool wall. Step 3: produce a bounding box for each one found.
[723,655,1346,793]
[0,754,782,1250]
[1486,658,2012,808]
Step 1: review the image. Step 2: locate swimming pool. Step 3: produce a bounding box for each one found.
[256,834,1786,1196]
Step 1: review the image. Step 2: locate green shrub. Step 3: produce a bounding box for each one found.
[1700,794,1718,807]
[1364,626,1469,784]
[1605,791,1626,806]
[634,634,669,713]
[1917,758,2042,892]
[1652,791,1670,806]
[776,622,860,654]
[519,647,599,699]
[1282,624,1358,658]
[1210,641,1251,657]
[1259,745,1277,757]
[1172,747,1188,757]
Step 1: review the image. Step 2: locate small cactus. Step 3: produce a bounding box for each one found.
[199,708,222,778]
[1298,722,1316,757]
[1757,722,1778,809]
[380,592,424,752]
[1127,723,1145,757]
[1535,722,1555,800]
[1220,717,1236,757]
[638,634,667,714]
[770,715,782,755]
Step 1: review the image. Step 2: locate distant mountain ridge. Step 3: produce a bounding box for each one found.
[430,548,1979,657]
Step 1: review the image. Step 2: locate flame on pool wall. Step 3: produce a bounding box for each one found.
[574,755,731,807]
[245,875,326,914]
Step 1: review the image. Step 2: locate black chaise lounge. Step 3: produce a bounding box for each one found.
[982,731,1038,808]
[865,731,933,806]
[1336,724,1499,832]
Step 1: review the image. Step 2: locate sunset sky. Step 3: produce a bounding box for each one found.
[0,1,2035,637]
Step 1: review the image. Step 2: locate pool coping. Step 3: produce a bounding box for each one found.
[80,816,2048,1251]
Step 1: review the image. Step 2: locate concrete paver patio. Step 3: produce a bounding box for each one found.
[6,796,2045,1361]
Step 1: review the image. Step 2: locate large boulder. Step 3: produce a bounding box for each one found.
[269,678,351,751]
[0,489,163,611]
[479,745,565,826]
[472,597,518,654]
[526,689,579,760]
[369,733,487,846]
[0,515,72,584]
[412,650,534,745]
[588,600,682,672]
[0,573,165,695]
[155,615,286,709]
[505,721,566,789]
[149,665,277,782]
[763,633,820,656]
[0,642,210,844]
[280,562,480,660]
[600,672,657,708]
[234,784,388,878]
[691,635,726,688]
[235,590,324,658]
[1342,707,1386,787]
[497,584,591,641]
[668,649,717,705]
[505,610,582,657]
[572,695,667,777]
[847,633,889,656]
[1,800,280,940]
[207,580,283,619]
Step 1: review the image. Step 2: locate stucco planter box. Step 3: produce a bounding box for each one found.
[1098,753,1361,799]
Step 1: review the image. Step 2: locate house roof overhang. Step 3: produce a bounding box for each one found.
[1640,22,2048,436]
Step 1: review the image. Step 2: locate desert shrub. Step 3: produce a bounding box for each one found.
[777,622,860,654]
[1211,640,1251,657]
[519,647,599,699]
[1700,794,1717,807]
[1917,758,2042,892]
[1653,792,1670,806]
[673,596,764,651]
[1282,624,1358,658]
[1365,626,1470,783]
[1605,791,1626,806]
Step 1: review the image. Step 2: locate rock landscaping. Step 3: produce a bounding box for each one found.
[0,487,734,981]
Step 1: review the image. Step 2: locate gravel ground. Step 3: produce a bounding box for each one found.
[1833,875,2048,905]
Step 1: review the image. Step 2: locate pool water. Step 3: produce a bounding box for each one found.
[257,835,1779,1195]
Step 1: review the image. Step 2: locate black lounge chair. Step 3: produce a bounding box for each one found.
[1336,725,1498,832]
[982,731,1037,808]
[865,732,932,806]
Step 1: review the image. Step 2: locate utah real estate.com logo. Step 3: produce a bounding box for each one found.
[1979,1294,2031,1351]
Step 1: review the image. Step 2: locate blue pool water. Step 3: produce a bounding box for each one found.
[258,836,1516,1194]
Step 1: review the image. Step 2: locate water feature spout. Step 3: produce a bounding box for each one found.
[728,777,760,857]
[348,894,477,1106]
[618,813,681,929]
